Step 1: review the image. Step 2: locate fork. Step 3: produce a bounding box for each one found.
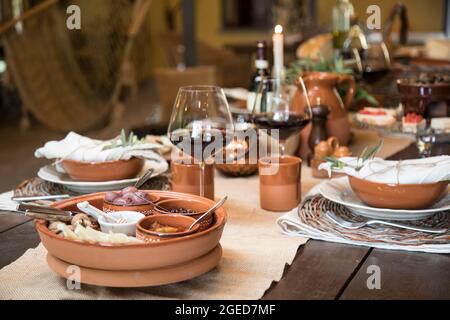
[325,211,448,234]
[77,201,128,224]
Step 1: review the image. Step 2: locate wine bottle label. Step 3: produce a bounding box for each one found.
[247,92,262,113]
[255,59,269,70]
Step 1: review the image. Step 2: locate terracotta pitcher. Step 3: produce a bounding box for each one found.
[294,72,355,160]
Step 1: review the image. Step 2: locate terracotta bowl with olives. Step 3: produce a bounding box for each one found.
[102,186,160,216]
[154,199,213,231]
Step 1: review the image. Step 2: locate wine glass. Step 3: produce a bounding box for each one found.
[361,42,391,84]
[168,86,234,197]
[251,78,312,155]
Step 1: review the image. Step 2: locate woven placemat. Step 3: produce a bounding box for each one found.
[298,195,450,246]
[13,175,172,201]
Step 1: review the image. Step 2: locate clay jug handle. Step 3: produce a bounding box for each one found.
[337,75,356,108]
[327,137,339,153]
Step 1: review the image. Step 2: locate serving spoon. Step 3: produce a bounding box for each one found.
[129,168,169,211]
[187,196,228,231]
[134,168,154,189]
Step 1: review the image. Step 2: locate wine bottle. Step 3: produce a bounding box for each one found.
[332,0,354,50]
[247,41,270,113]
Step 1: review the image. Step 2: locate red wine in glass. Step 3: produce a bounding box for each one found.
[253,112,311,141]
[169,128,231,162]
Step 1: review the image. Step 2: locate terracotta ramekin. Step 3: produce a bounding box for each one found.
[154,198,213,231]
[102,192,160,216]
[136,214,200,242]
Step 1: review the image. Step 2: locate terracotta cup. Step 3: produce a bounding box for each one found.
[259,156,302,212]
[171,160,215,200]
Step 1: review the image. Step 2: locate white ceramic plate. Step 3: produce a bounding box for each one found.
[38,160,168,193]
[319,177,450,221]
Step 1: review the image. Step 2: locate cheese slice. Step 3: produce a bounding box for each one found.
[431,117,450,132]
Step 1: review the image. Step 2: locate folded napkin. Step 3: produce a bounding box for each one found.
[277,185,450,254]
[319,156,450,184]
[35,132,168,171]
[223,88,249,101]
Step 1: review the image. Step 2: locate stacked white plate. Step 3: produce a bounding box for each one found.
[37,160,167,193]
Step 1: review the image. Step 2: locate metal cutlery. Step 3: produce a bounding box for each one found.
[325,211,448,234]
[134,168,154,189]
[0,203,74,222]
[133,193,168,212]
[11,194,70,202]
[187,196,228,231]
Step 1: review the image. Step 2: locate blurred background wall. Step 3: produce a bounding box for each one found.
[142,0,447,79]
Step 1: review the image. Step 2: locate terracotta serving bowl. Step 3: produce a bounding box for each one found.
[348,176,449,210]
[61,158,145,182]
[35,191,227,271]
[136,214,199,242]
[154,199,213,231]
[102,193,160,216]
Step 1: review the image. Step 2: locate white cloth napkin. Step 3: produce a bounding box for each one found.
[35,132,168,166]
[319,156,450,184]
[223,88,249,101]
[277,185,450,254]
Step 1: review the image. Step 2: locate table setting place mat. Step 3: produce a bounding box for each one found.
[0,130,414,299]
[277,183,450,254]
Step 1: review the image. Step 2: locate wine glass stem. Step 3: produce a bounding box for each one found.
[199,161,206,197]
[280,141,286,156]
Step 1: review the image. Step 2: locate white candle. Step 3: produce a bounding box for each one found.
[273,25,284,80]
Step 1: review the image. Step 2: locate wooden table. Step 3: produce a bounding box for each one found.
[1,144,449,300]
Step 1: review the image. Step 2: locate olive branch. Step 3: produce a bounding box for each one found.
[102,129,144,151]
[324,140,384,172]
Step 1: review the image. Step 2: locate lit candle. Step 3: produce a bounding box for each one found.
[272,25,284,80]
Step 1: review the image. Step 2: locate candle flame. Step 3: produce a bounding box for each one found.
[274,25,283,34]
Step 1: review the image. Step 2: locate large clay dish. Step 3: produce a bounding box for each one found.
[61,158,144,181]
[36,191,226,271]
[46,245,222,288]
[397,79,450,116]
[348,176,449,210]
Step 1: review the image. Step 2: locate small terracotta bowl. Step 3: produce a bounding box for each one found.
[136,214,199,242]
[103,192,160,216]
[154,199,213,231]
[349,176,449,210]
[61,158,145,182]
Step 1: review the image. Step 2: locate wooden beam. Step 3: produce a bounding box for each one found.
[182,0,197,67]
[0,0,58,35]
[308,0,317,22]
[445,0,450,36]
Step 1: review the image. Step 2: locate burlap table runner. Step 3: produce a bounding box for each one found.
[0,130,412,300]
